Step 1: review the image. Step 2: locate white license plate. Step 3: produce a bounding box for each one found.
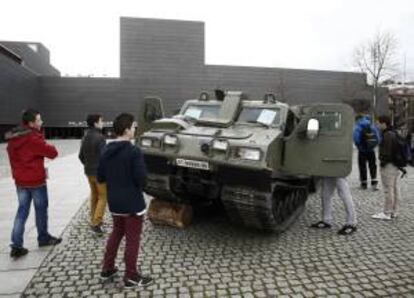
[176,159,210,170]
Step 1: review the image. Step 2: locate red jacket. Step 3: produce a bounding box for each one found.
[6,126,58,187]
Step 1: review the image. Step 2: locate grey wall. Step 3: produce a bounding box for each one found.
[0,53,39,125]
[120,17,204,79]
[38,77,120,127]
[202,65,369,105]
[0,42,60,76]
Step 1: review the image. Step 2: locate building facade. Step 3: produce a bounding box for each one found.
[0,17,385,140]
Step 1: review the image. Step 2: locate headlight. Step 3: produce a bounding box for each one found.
[140,138,153,147]
[212,139,229,151]
[164,134,178,146]
[236,148,261,161]
[140,137,161,148]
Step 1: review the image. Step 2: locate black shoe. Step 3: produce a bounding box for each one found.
[91,225,104,236]
[338,225,357,235]
[360,184,367,190]
[100,267,118,281]
[310,221,332,229]
[39,236,62,247]
[10,247,28,258]
[124,275,154,288]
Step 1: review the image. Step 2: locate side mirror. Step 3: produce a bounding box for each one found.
[306,118,319,140]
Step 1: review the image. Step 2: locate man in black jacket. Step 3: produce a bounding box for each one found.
[97,113,153,288]
[79,114,107,235]
[372,115,401,220]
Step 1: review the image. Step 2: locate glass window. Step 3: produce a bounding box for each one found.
[28,44,38,53]
[183,105,221,120]
[237,107,281,126]
[316,111,342,131]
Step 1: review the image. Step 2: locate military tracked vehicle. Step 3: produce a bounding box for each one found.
[137,91,354,232]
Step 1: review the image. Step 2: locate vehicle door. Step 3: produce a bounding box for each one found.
[136,96,165,137]
[282,104,354,177]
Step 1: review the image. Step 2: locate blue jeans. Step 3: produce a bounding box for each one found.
[11,185,51,248]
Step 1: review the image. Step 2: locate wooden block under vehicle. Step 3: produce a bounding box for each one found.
[148,198,193,228]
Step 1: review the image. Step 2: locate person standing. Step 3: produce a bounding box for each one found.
[97,113,153,288]
[310,177,357,235]
[353,115,381,190]
[372,115,401,220]
[79,114,107,236]
[5,109,62,258]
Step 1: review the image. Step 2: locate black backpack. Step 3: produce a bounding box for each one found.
[392,131,412,168]
[360,126,378,150]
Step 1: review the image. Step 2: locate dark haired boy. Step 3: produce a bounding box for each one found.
[79,114,107,235]
[372,115,401,220]
[97,113,153,288]
[5,109,62,258]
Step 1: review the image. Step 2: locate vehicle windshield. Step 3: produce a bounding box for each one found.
[183,104,221,120]
[237,107,281,126]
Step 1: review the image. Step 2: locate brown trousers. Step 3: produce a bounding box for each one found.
[87,176,107,226]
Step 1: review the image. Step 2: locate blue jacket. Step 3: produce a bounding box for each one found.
[353,116,381,153]
[97,141,147,214]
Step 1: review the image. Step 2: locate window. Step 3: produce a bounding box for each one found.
[237,107,281,126]
[28,44,38,53]
[284,111,298,136]
[316,111,342,131]
[183,105,221,120]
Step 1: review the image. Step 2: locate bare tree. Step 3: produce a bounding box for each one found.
[353,29,398,112]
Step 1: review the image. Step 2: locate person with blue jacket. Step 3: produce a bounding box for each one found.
[97,113,153,288]
[353,114,381,190]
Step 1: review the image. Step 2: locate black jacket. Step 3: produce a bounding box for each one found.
[97,141,147,214]
[379,129,397,167]
[78,128,106,176]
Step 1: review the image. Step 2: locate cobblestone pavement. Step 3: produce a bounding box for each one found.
[22,156,414,297]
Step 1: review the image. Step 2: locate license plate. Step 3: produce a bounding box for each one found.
[176,159,210,170]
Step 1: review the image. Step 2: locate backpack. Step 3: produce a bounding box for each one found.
[360,126,378,150]
[393,131,412,168]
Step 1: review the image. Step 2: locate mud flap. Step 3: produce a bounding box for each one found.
[148,198,193,228]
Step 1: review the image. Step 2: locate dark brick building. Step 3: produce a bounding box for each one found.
[0,17,384,140]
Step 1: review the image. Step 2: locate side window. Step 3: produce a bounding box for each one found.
[284,111,298,137]
[315,111,342,132]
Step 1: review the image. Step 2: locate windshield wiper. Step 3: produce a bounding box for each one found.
[246,120,270,128]
[175,114,198,123]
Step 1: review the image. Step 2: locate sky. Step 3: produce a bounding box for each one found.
[1,0,413,80]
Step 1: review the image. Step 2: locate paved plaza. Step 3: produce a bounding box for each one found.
[0,141,413,297]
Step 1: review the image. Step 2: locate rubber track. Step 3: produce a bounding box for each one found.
[221,181,308,232]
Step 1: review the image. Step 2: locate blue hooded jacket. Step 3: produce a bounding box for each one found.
[97,141,147,214]
[353,116,381,153]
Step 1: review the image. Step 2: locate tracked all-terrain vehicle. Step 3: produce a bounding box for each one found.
[137,91,354,232]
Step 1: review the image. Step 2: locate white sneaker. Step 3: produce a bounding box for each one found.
[371,212,392,220]
[391,213,398,219]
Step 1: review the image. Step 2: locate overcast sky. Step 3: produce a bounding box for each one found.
[1,0,413,80]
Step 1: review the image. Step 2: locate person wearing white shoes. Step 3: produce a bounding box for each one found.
[372,115,401,220]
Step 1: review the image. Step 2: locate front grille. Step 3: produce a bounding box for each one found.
[143,154,170,175]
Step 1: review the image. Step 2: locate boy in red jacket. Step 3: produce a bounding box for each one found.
[6,109,62,258]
